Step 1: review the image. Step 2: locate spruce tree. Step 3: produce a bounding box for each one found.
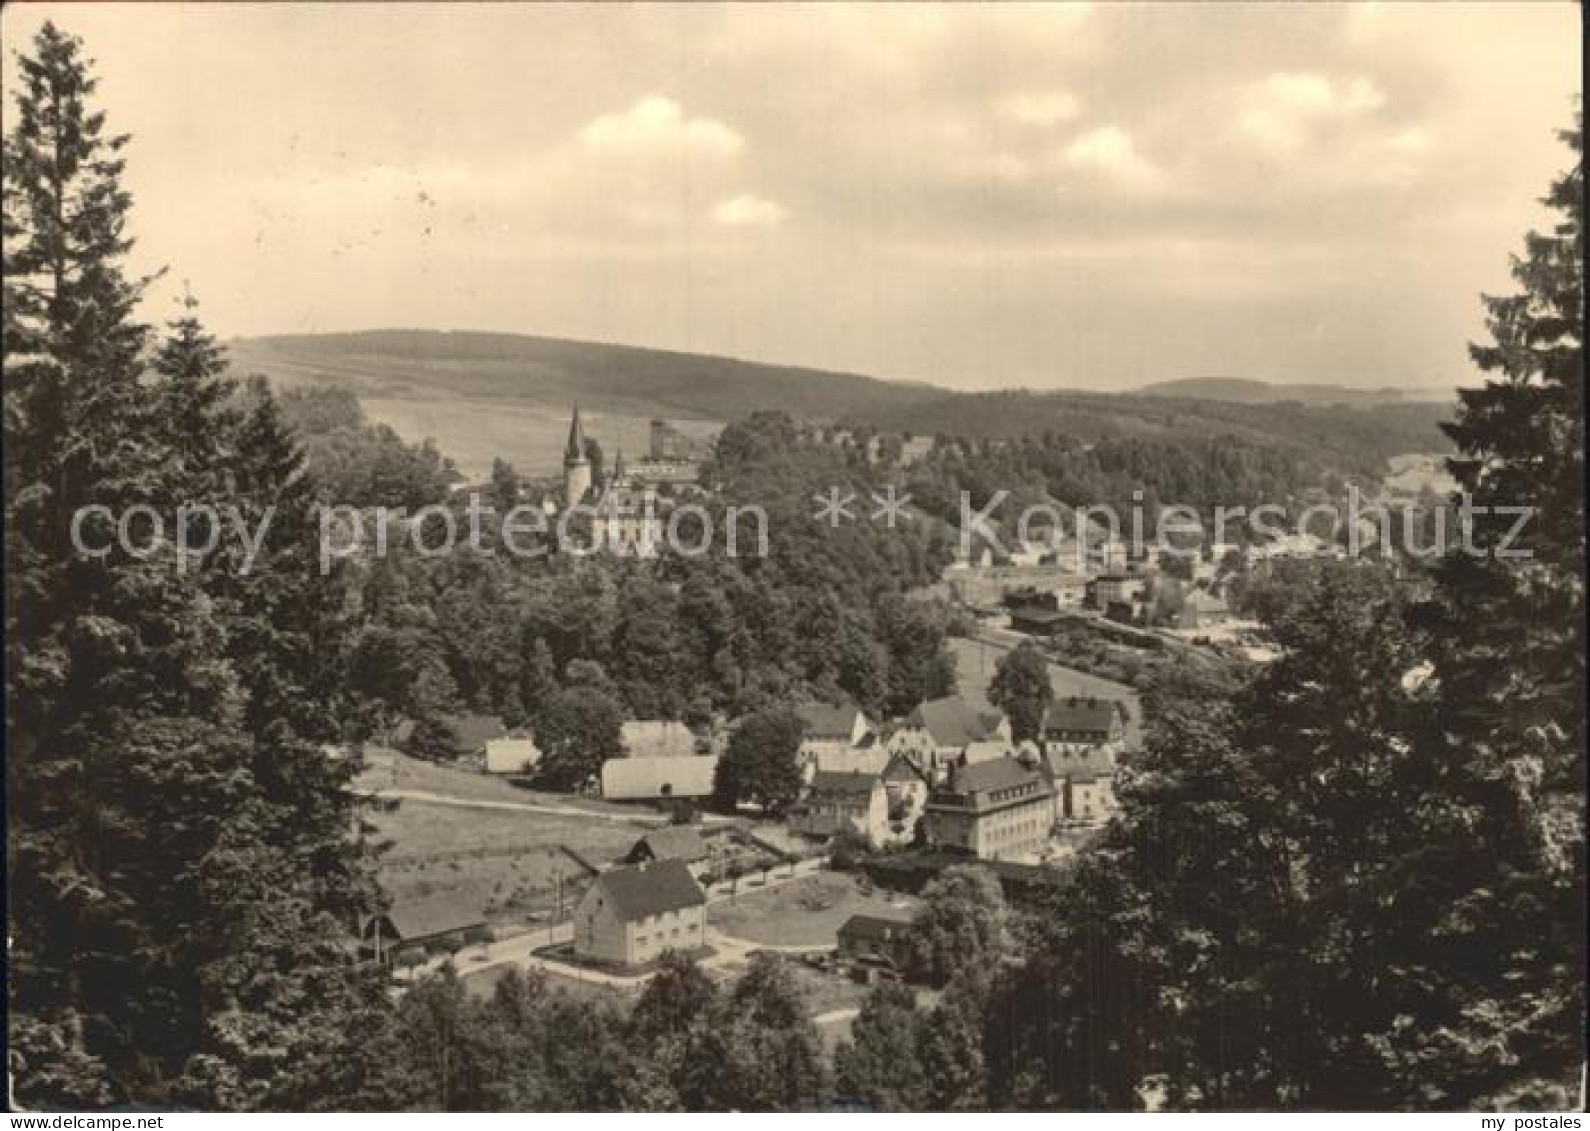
[1417,112,1586,1106]
[4,23,386,1109]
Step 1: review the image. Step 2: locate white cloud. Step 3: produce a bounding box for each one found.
[1003,91,1082,126]
[712,194,788,227]
[580,96,742,157]
[1063,125,1159,186]
[1240,72,1386,153]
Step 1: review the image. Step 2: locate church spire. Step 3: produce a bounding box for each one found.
[565,404,589,465]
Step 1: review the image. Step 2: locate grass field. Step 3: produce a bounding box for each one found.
[356,748,657,820]
[359,751,657,924]
[362,395,721,482]
[707,873,919,947]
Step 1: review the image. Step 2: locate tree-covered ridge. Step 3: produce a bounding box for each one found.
[331,408,961,777]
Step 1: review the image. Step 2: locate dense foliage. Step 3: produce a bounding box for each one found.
[4,24,387,1108]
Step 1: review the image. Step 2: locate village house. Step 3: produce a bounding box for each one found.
[362,891,489,966]
[795,700,873,773]
[788,770,891,847]
[888,696,1012,785]
[1042,698,1126,754]
[1036,745,1120,826]
[837,909,919,970]
[573,859,707,967]
[923,756,1054,861]
[600,755,719,801]
[625,827,712,876]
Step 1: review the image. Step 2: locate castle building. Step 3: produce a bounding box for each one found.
[564,405,592,505]
[556,406,664,557]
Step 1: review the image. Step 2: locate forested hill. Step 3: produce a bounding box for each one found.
[857,389,1454,481]
[1133,376,1456,405]
[228,330,1455,477]
[227,330,941,421]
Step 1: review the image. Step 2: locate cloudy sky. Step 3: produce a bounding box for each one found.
[2,2,1580,391]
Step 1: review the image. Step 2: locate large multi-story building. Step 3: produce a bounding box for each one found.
[574,859,707,967]
[923,757,1053,861]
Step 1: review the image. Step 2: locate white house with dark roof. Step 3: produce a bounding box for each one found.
[795,700,873,770]
[1036,744,1120,825]
[1041,697,1126,755]
[574,859,707,966]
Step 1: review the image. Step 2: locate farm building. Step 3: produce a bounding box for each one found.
[574,859,707,967]
[362,891,488,965]
[600,755,719,801]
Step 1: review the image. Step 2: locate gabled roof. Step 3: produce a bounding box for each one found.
[593,859,706,921]
[951,756,1043,795]
[881,751,928,784]
[1044,698,1120,735]
[930,757,1052,815]
[797,700,866,740]
[383,891,487,941]
[808,770,883,798]
[839,910,918,943]
[908,696,1006,748]
[629,827,709,864]
[1038,745,1118,784]
[601,755,718,800]
[811,748,891,777]
[621,720,698,759]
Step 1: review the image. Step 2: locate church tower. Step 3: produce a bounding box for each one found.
[563,405,591,503]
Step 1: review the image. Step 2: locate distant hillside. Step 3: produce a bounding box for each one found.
[227,330,942,422]
[860,389,1455,480]
[226,330,1454,480]
[1135,377,1454,406]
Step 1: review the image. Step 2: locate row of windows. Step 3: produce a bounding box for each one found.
[635,924,692,946]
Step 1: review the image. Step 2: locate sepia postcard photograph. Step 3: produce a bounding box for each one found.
[2,0,1585,1119]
